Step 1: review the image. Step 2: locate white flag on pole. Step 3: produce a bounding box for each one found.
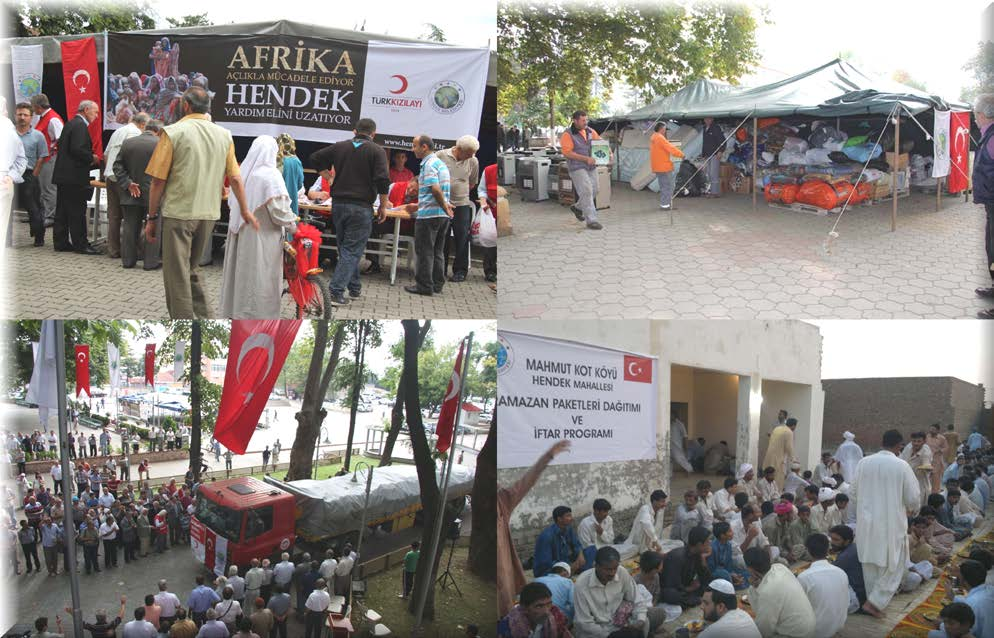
[11,45,43,107]
[25,320,59,426]
[174,340,186,379]
[108,342,121,390]
[31,342,38,361]
[933,110,951,178]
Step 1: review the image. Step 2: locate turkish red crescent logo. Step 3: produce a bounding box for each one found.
[77,351,88,363]
[389,74,408,94]
[623,355,652,383]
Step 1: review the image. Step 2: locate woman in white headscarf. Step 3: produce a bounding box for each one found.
[219,136,297,318]
[834,431,863,484]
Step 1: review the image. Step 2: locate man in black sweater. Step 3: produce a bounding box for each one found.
[701,117,725,198]
[308,118,389,306]
[661,525,713,607]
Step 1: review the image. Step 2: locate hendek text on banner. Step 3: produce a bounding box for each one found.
[213,320,301,454]
[495,331,659,469]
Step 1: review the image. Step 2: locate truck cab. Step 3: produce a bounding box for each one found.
[192,477,296,574]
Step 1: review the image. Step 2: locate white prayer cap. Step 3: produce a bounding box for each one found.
[551,562,571,576]
[708,579,735,595]
[736,463,754,479]
[821,477,837,487]
[843,431,855,440]
[790,462,802,470]
[819,487,836,502]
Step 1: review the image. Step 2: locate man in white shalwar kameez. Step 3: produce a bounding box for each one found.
[834,432,863,485]
[578,499,615,550]
[852,429,921,617]
[670,416,693,475]
[900,431,934,507]
[624,490,667,555]
[783,462,810,502]
[218,135,297,318]
[762,418,798,489]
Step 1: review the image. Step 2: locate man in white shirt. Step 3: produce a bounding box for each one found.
[333,550,354,597]
[573,547,641,638]
[758,466,780,504]
[696,480,717,528]
[318,549,338,581]
[784,462,810,501]
[226,565,246,605]
[900,431,934,508]
[810,488,842,534]
[102,112,148,259]
[121,607,157,638]
[303,578,331,638]
[578,498,615,550]
[713,478,739,521]
[623,490,667,554]
[698,579,761,638]
[736,464,761,506]
[154,579,182,623]
[50,462,62,496]
[731,505,774,568]
[273,552,295,589]
[796,534,850,638]
[214,586,242,627]
[244,558,265,606]
[99,514,120,568]
[853,429,921,618]
[813,452,838,487]
[1,103,26,251]
[98,488,115,509]
[670,490,706,544]
[744,546,816,638]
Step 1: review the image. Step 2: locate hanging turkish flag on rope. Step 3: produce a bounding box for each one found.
[948,111,972,194]
[74,345,90,398]
[214,320,302,454]
[434,339,466,454]
[60,37,103,157]
[145,344,156,386]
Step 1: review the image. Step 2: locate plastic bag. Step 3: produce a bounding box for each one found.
[796,180,839,209]
[471,203,498,248]
[782,183,799,204]
[782,137,809,154]
[804,148,833,165]
[845,134,869,147]
[842,143,883,163]
[778,149,807,166]
[808,125,848,149]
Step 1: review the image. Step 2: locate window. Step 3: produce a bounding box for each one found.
[211,363,226,375]
[244,506,273,540]
[195,498,243,541]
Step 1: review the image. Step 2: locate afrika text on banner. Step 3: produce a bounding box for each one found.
[496,330,659,469]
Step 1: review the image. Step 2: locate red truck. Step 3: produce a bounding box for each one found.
[190,464,475,575]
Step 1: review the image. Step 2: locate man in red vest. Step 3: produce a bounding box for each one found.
[477,163,498,283]
[30,94,64,228]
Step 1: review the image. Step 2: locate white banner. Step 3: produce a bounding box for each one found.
[359,41,489,147]
[496,331,659,468]
[108,342,121,390]
[174,340,186,380]
[933,110,951,178]
[11,45,43,107]
[26,321,58,426]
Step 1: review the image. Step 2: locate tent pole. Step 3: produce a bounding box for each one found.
[892,112,900,232]
[936,176,941,212]
[752,117,758,212]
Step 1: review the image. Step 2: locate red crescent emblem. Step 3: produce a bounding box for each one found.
[389,74,408,94]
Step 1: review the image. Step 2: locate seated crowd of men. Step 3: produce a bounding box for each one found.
[499,434,994,638]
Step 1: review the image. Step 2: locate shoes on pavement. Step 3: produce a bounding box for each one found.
[570,205,584,221]
[404,285,432,296]
[76,245,101,255]
[586,222,603,230]
[485,273,497,282]
[362,262,382,274]
[349,290,361,299]
[33,240,44,247]
[976,287,994,299]
[329,292,350,306]
[449,273,466,282]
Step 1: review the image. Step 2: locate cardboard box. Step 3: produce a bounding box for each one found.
[720,162,736,178]
[885,152,909,170]
[731,173,753,194]
[496,197,512,237]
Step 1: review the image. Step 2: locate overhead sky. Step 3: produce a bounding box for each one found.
[809,320,994,401]
[148,0,497,50]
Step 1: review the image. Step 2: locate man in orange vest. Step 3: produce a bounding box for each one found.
[559,110,608,230]
[30,94,64,228]
[650,122,685,211]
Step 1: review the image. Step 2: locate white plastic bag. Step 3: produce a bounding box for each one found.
[471,203,498,248]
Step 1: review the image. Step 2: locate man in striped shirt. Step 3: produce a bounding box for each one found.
[405,134,452,297]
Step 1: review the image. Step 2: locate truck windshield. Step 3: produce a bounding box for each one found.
[195,498,242,541]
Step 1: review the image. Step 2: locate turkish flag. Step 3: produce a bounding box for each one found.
[623,355,652,383]
[435,339,466,454]
[75,345,90,398]
[145,344,156,386]
[60,37,103,158]
[214,320,301,454]
[948,111,972,194]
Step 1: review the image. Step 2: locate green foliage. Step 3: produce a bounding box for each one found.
[962,41,994,103]
[6,321,134,394]
[892,70,927,92]
[498,1,762,129]
[422,22,446,43]
[279,333,316,395]
[165,12,212,28]
[12,0,155,36]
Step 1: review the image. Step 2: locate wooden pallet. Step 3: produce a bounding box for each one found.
[768,201,840,216]
[867,189,911,204]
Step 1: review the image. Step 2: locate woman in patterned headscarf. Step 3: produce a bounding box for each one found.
[276,133,304,216]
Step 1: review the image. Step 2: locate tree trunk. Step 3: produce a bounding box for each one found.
[380,320,431,467]
[468,412,496,580]
[190,321,203,483]
[344,321,366,471]
[286,322,346,481]
[403,321,459,621]
[548,93,555,140]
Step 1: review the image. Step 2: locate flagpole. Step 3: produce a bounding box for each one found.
[411,332,473,634]
[55,321,84,638]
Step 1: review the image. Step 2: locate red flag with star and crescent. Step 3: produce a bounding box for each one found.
[623,355,652,383]
[74,345,90,398]
[947,111,971,194]
[145,344,156,386]
[435,339,466,454]
[60,37,103,157]
[214,320,302,454]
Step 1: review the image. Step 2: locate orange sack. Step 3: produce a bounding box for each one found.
[796,180,839,210]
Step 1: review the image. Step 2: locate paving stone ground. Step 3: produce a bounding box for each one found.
[498,185,993,320]
[5,220,496,319]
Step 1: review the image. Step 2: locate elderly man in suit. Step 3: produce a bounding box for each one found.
[113,119,163,269]
[52,100,100,254]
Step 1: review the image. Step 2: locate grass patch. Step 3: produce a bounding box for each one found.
[245,455,382,482]
[361,542,494,636]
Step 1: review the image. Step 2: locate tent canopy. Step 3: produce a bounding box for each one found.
[615,59,967,121]
[0,19,496,86]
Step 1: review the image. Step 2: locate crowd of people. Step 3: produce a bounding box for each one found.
[498,422,994,638]
[3,85,498,317]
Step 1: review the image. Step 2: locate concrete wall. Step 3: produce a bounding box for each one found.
[498,320,825,559]
[759,380,816,462]
[821,377,986,450]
